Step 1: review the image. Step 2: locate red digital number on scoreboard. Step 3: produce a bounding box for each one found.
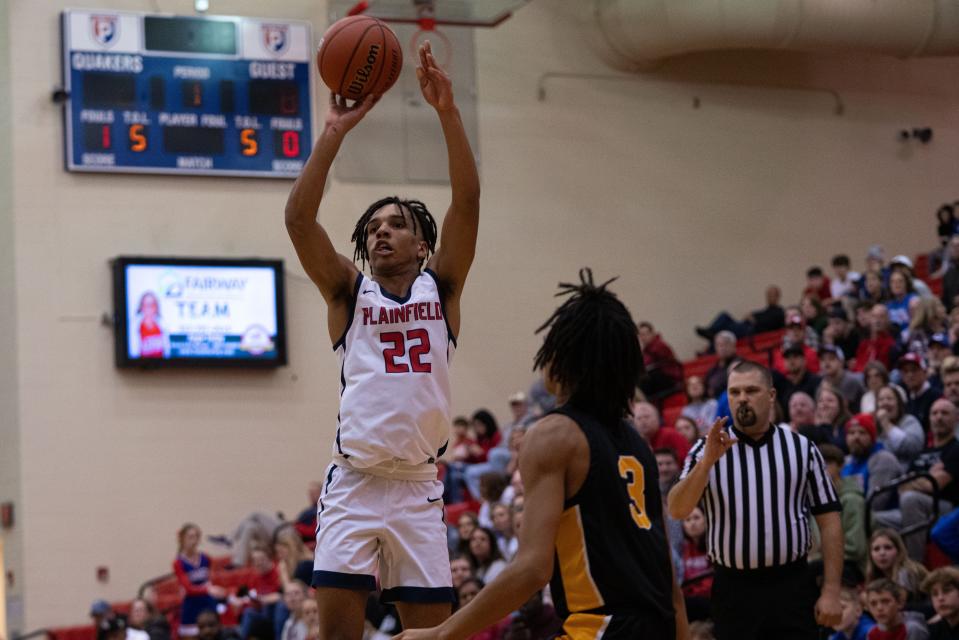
[272,130,301,158]
[83,123,112,151]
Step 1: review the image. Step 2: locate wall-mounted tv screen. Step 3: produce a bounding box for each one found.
[113,256,287,368]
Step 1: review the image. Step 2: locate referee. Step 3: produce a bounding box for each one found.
[667,360,843,639]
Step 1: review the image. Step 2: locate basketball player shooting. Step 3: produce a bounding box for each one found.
[284,41,479,639]
[396,270,688,640]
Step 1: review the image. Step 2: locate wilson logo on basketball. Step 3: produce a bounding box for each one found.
[347,44,381,96]
[387,50,400,83]
[317,15,403,99]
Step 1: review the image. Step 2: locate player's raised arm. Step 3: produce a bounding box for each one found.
[419,42,480,304]
[284,93,375,309]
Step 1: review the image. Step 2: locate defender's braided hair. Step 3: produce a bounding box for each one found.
[533,268,645,424]
[350,197,438,270]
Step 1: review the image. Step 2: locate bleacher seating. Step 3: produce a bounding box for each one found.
[661,393,686,411]
[914,253,930,280]
[931,278,944,297]
[749,329,786,353]
[48,626,96,640]
[445,499,481,526]
[42,250,950,639]
[683,354,718,379]
[662,328,784,427]
[663,405,684,427]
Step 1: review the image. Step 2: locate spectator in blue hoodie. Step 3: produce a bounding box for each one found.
[828,586,875,640]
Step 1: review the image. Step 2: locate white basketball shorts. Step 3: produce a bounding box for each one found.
[312,463,454,603]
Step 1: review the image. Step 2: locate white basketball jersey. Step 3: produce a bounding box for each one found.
[333,269,454,477]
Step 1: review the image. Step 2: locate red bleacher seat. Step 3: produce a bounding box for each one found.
[926,540,953,570]
[663,405,684,427]
[661,392,686,410]
[740,350,772,367]
[152,574,181,597]
[683,354,718,379]
[49,626,96,640]
[750,329,785,353]
[210,567,256,590]
[914,254,930,280]
[445,500,481,525]
[155,593,182,615]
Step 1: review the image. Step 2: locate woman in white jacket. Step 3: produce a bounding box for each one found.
[875,384,924,470]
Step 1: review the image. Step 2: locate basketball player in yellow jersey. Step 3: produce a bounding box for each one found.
[396,269,688,640]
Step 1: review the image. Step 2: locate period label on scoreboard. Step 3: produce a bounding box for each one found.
[61,10,314,178]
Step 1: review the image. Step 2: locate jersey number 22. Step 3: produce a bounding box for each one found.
[380,329,432,373]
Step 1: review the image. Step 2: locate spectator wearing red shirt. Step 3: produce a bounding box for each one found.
[471,409,501,461]
[632,401,690,464]
[237,548,282,640]
[681,506,713,622]
[853,305,898,372]
[805,266,832,304]
[638,321,684,403]
[442,416,483,503]
[772,312,821,375]
[464,410,505,501]
[864,580,922,640]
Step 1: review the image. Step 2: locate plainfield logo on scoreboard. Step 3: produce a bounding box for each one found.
[90,15,119,48]
[261,24,289,56]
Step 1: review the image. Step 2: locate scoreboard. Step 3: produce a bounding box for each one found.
[61,10,314,178]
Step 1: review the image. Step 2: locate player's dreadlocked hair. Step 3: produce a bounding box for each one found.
[533,268,645,424]
[350,197,438,271]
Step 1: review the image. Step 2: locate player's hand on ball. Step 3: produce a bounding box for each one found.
[416,41,453,111]
[324,92,379,136]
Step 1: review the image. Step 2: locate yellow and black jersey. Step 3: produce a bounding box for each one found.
[549,404,674,634]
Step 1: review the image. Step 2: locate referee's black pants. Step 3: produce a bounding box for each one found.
[710,558,818,640]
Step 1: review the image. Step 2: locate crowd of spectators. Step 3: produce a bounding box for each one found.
[82,218,959,640]
[428,214,959,636]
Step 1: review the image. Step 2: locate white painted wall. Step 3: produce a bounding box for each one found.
[1,0,945,629]
[0,0,26,634]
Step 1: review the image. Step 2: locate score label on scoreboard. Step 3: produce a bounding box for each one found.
[61,10,313,178]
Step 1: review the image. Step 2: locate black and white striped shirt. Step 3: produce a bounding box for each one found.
[679,423,840,570]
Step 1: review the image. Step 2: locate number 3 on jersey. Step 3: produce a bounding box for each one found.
[618,456,652,530]
[380,329,432,373]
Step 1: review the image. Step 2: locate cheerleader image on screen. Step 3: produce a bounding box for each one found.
[284,40,480,640]
[131,290,169,359]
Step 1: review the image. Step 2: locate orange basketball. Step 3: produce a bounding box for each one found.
[317,15,403,101]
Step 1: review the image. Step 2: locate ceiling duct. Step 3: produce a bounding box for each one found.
[579,0,959,70]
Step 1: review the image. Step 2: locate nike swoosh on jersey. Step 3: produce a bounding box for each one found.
[427,497,441,503]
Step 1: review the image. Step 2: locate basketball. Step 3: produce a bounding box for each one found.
[317,15,403,101]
